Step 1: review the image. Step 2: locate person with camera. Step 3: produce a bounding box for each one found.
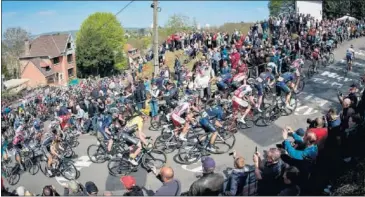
[61,180,87,196]
[222,150,247,196]
[281,127,318,187]
[305,117,328,151]
[338,83,358,110]
[254,148,287,196]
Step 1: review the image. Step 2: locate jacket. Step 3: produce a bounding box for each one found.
[284,133,318,161]
[123,186,144,196]
[223,169,246,196]
[187,172,225,196]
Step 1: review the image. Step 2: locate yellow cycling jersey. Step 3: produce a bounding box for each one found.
[126,116,144,133]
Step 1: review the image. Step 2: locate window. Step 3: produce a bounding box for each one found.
[53,57,60,65]
[67,54,73,63]
[47,76,55,83]
[44,66,51,71]
[68,68,74,77]
[67,42,71,49]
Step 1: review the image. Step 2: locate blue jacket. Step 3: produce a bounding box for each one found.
[284,133,318,161]
[223,169,246,196]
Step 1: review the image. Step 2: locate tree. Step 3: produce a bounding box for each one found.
[1,57,10,80]
[268,0,295,16]
[76,27,115,77]
[76,12,127,76]
[2,27,30,78]
[138,28,146,37]
[163,14,192,36]
[323,0,365,19]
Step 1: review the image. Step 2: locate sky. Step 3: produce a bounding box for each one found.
[2,1,269,35]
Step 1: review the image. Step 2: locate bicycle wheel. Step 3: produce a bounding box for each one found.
[262,105,279,126]
[329,53,335,63]
[60,161,78,180]
[212,131,236,154]
[142,149,167,170]
[25,158,39,175]
[177,144,202,165]
[307,66,315,78]
[107,158,133,176]
[158,126,174,142]
[64,146,74,158]
[38,156,48,176]
[153,135,179,154]
[297,79,305,93]
[7,170,20,186]
[237,114,254,129]
[150,116,160,131]
[87,144,107,163]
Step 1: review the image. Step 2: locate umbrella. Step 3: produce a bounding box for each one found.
[337,15,358,21]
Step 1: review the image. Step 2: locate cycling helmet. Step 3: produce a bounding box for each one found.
[350,44,353,48]
[33,120,41,131]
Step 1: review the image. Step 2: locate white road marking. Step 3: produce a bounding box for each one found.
[181,162,203,173]
[55,156,92,185]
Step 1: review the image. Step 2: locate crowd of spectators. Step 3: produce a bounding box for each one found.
[2,11,365,197]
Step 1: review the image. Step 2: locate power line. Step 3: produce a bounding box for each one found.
[95,0,135,32]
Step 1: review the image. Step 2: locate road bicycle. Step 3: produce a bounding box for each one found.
[87,137,128,163]
[107,147,166,176]
[1,159,21,185]
[39,154,78,180]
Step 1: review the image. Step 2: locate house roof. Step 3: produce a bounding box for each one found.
[23,34,71,58]
[22,58,55,77]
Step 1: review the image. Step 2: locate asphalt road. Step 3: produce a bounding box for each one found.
[4,38,365,195]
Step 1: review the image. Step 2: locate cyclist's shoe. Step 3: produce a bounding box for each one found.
[206,146,217,153]
[144,143,153,150]
[179,135,187,141]
[128,158,138,166]
[238,117,246,124]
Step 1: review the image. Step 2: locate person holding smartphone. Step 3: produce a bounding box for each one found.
[222,150,246,196]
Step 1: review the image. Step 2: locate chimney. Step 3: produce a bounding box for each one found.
[24,39,30,56]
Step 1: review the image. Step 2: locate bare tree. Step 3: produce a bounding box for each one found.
[2,27,31,78]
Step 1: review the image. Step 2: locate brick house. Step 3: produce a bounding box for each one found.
[19,33,77,87]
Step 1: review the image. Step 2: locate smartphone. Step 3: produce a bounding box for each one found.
[255,146,258,153]
[229,152,234,156]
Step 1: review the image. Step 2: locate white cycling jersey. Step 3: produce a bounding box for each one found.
[234,84,252,98]
[346,48,355,57]
[172,102,190,116]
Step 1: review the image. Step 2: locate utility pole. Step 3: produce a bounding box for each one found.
[152,0,159,76]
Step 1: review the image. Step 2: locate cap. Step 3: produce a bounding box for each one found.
[120,176,136,189]
[350,83,358,89]
[202,157,216,170]
[85,181,98,195]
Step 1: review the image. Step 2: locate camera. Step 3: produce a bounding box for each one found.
[307,116,327,128]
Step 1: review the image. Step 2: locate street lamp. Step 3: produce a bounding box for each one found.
[150,3,161,12]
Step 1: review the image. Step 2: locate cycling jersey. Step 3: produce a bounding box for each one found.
[281,72,295,83]
[259,72,275,84]
[202,106,224,121]
[125,116,143,133]
[234,84,252,98]
[346,48,355,57]
[172,102,190,116]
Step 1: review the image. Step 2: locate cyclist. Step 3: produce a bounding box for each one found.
[41,129,57,175]
[311,46,321,73]
[1,134,9,161]
[12,123,27,170]
[346,44,355,71]
[198,102,224,152]
[49,134,64,173]
[254,67,276,112]
[276,69,298,109]
[232,80,255,124]
[116,122,142,166]
[31,119,42,144]
[171,97,200,141]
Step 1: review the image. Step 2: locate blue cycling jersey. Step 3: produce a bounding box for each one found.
[202,106,224,121]
[259,72,275,83]
[41,135,54,147]
[282,72,295,83]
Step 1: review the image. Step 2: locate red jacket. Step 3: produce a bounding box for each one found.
[230,52,240,70]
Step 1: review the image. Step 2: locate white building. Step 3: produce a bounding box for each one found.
[296,1,323,21]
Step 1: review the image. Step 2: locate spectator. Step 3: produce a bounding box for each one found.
[120,176,144,196]
[150,166,181,196]
[42,185,60,196]
[342,114,363,163]
[85,181,99,196]
[62,181,85,196]
[254,148,286,196]
[283,126,318,161]
[338,83,359,109]
[223,151,247,196]
[187,157,225,196]
[339,98,356,131]
[278,166,301,196]
[103,191,113,196]
[149,81,160,119]
[16,186,25,196]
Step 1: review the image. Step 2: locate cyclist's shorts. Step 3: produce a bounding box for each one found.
[254,83,264,96]
[120,133,140,146]
[346,54,353,62]
[99,126,110,140]
[171,113,186,127]
[199,118,216,133]
[232,96,249,110]
[276,81,291,94]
